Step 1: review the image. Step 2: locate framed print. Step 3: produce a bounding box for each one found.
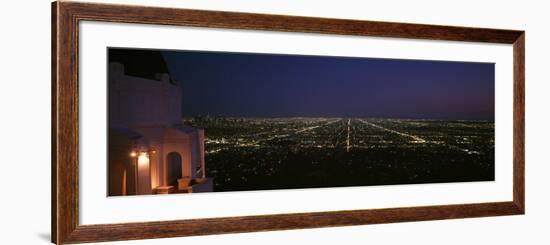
[52,1,525,244]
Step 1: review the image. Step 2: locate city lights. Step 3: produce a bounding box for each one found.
[186,116,495,192]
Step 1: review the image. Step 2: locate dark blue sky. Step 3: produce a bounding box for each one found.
[163,50,494,120]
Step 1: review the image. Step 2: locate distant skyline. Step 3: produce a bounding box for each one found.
[162,50,494,120]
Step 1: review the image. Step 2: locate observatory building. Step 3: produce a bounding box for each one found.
[108,49,212,196]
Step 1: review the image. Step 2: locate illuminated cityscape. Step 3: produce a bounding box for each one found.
[185,117,494,192]
[108,48,496,194]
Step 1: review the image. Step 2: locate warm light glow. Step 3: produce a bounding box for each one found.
[130,151,137,157]
[137,152,149,167]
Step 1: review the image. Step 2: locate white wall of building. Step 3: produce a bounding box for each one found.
[109,62,182,128]
[1,0,549,244]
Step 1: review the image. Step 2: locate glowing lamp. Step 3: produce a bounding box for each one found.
[137,152,150,167]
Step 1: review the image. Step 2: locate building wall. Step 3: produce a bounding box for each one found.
[109,62,182,129]
[196,130,206,178]
[129,128,199,193]
[161,139,193,183]
[108,131,138,196]
[107,62,205,195]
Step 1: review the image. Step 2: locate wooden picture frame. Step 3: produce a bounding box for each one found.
[52,1,525,244]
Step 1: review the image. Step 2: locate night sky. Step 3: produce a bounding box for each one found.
[163,50,494,120]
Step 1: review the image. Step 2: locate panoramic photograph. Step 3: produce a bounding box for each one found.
[107,48,495,196]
